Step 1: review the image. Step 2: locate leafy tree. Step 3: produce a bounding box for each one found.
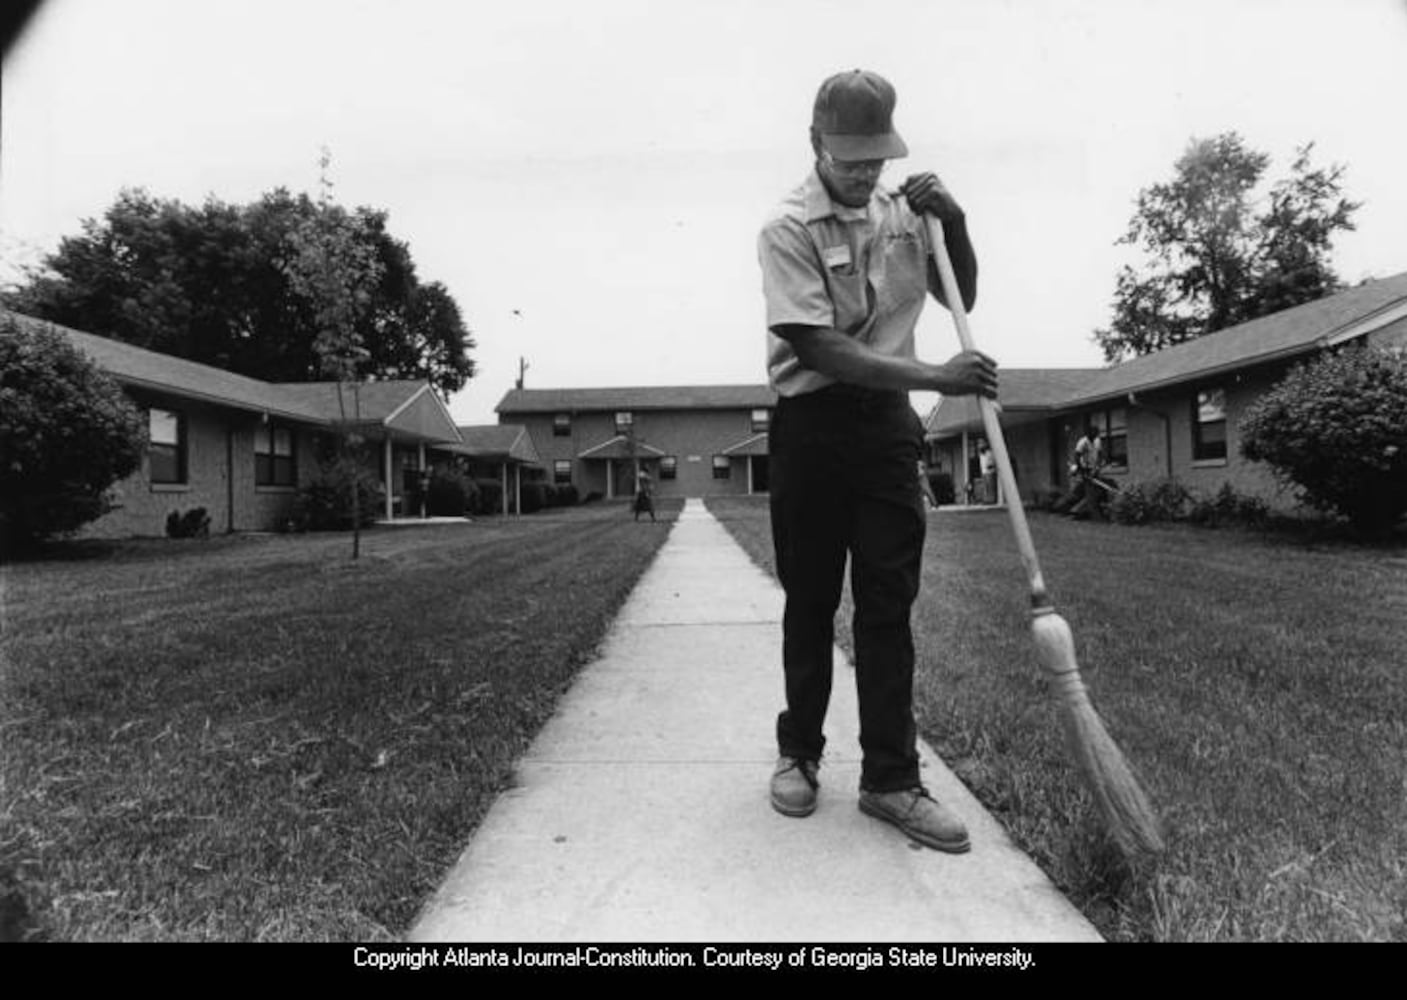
[1095,133,1359,361]
[0,316,146,555]
[2,185,476,397]
[1240,345,1407,537]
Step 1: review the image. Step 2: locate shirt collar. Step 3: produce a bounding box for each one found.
[802,168,875,224]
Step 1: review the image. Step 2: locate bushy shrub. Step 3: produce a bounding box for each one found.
[520,482,549,514]
[426,467,475,517]
[289,461,381,530]
[1240,344,1407,535]
[1187,482,1270,528]
[0,316,147,554]
[470,478,503,515]
[165,507,211,538]
[927,471,956,505]
[1109,477,1192,525]
[555,484,580,506]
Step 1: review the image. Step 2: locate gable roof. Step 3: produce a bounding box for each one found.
[4,310,460,442]
[6,311,327,423]
[497,384,777,414]
[928,271,1407,437]
[1067,271,1407,406]
[576,434,667,459]
[925,369,1104,436]
[721,432,770,457]
[443,424,542,465]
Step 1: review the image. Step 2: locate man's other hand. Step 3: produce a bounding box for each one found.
[899,172,964,222]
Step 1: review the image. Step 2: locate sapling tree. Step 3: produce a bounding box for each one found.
[280,149,385,559]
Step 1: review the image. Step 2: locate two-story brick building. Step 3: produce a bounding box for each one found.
[496,386,779,499]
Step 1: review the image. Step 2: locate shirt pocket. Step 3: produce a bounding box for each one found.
[877,236,927,313]
[824,267,872,335]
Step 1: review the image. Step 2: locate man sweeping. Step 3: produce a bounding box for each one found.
[756,68,998,852]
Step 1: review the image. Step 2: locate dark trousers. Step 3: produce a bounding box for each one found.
[768,386,927,792]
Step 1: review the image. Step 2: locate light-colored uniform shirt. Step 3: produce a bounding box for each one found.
[757,169,935,397]
[1074,435,1101,472]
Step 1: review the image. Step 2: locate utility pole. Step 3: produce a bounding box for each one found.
[515,356,529,390]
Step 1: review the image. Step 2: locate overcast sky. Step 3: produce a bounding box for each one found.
[3,0,1406,425]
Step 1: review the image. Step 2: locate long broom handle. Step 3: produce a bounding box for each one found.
[925,219,1163,856]
[924,216,1051,608]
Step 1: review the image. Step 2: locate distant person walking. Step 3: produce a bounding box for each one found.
[632,470,656,522]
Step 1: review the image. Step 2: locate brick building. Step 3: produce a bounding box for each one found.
[495,385,778,499]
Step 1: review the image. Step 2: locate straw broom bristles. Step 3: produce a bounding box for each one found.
[921,212,1164,857]
[1031,607,1164,856]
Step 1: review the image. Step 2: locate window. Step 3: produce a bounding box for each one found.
[553,413,571,437]
[751,408,771,433]
[255,423,296,487]
[553,459,572,484]
[1093,406,1128,470]
[1193,388,1227,462]
[659,456,677,481]
[148,408,186,484]
[712,455,731,480]
[614,411,633,435]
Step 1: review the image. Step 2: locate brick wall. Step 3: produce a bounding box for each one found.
[79,394,315,538]
[508,406,771,498]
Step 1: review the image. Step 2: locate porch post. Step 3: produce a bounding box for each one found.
[747,456,754,495]
[418,442,427,518]
[514,463,522,517]
[606,459,614,499]
[383,437,394,521]
[961,430,970,503]
[501,462,508,516]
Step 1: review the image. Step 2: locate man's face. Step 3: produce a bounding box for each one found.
[816,146,886,208]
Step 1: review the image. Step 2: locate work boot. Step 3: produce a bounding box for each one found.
[858,785,970,853]
[770,756,819,817]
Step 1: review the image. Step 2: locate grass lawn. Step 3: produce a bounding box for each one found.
[0,500,679,941]
[705,496,1407,942]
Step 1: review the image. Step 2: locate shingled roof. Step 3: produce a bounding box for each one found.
[928,272,1407,437]
[444,424,542,465]
[1066,271,1407,406]
[5,310,460,442]
[497,384,777,414]
[926,369,1104,436]
[7,311,327,423]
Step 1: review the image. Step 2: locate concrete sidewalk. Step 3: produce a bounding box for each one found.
[407,499,1101,943]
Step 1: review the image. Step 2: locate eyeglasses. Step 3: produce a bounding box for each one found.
[820,149,886,178]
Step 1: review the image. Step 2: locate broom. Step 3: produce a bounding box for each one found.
[923,213,1164,857]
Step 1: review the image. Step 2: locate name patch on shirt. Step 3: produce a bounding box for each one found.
[822,244,852,270]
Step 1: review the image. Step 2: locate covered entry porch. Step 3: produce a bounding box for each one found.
[577,434,666,499]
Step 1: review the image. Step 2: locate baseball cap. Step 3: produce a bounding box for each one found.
[812,69,908,161]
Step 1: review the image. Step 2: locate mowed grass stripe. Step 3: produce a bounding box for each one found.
[705,496,1407,942]
[0,502,677,941]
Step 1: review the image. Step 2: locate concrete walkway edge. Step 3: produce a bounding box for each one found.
[407,499,1101,942]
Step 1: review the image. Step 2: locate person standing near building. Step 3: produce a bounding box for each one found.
[757,68,998,853]
[978,441,996,504]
